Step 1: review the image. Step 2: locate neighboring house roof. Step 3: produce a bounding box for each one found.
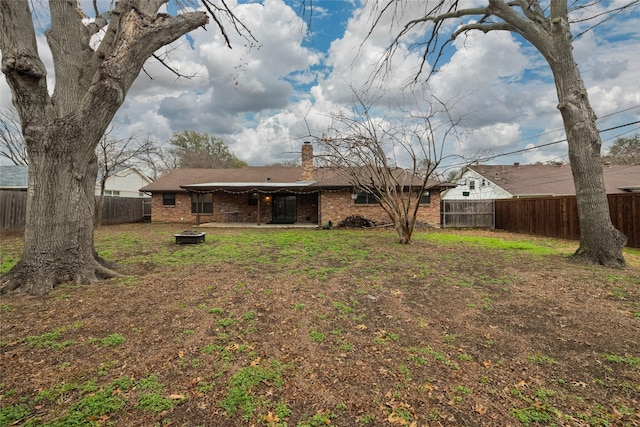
[141,166,451,193]
[96,165,152,183]
[0,165,28,189]
[466,164,640,197]
[0,164,153,192]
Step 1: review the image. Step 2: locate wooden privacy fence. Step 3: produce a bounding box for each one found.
[0,190,27,233]
[440,199,495,228]
[0,190,147,232]
[495,193,640,248]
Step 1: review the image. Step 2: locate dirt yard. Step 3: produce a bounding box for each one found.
[1,224,639,426]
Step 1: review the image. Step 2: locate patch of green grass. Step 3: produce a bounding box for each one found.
[332,301,354,315]
[359,413,376,424]
[510,387,558,426]
[408,346,459,370]
[423,233,561,255]
[217,317,239,328]
[510,405,555,425]
[25,327,76,349]
[220,360,286,420]
[0,403,31,426]
[603,353,640,367]
[458,353,474,362]
[88,333,126,347]
[388,406,414,425]
[309,330,326,343]
[0,256,19,274]
[528,353,556,365]
[32,377,134,426]
[137,392,186,413]
[297,410,337,426]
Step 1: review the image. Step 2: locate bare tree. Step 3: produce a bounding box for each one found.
[137,146,180,180]
[313,92,459,244]
[95,129,157,227]
[371,0,634,267]
[602,134,640,165]
[0,107,27,165]
[0,1,251,295]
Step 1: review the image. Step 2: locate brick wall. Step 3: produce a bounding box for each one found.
[320,189,442,226]
[151,190,441,226]
[151,193,193,223]
[151,191,320,224]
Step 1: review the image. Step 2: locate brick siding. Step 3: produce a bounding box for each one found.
[150,191,320,224]
[151,189,441,226]
[319,189,442,226]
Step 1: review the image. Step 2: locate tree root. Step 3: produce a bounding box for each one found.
[569,249,626,269]
[95,262,124,279]
[0,255,124,296]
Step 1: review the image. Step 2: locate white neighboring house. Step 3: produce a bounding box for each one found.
[442,163,640,200]
[96,166,153,198]
[1,165,152,197]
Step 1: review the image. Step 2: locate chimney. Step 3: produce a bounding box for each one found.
[301,141,313,181]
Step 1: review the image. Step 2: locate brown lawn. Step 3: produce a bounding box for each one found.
[1,224,639,426]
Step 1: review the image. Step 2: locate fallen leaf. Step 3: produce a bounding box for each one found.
[357,324,368,330]
[168,394,186,400]
[263,412,279,423]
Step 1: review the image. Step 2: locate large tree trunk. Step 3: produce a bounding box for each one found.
[0,0,209,295]
[1,136,119,295]
[543,5,627,267]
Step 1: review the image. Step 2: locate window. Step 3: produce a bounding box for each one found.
[469,180,476,190]
[105,190,120,197]
[191,193,213,214]
[248,193,258,206]
[354,192,379,205]
[419,192,431,205]
[163,193,176,206]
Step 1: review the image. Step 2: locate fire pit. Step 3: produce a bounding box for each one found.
[174,230,206,244]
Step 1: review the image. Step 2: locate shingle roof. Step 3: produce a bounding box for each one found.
[0,165,28,189]
[140,166,305,192]
[141,166,450,193]
[469,164,640,196]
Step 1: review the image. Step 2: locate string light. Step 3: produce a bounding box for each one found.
[183,187,353,195]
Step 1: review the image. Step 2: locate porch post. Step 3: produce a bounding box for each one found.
[318,189,322,225]
[257,193,261,225]
[195,193,201,226]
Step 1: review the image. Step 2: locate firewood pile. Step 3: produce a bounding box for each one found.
[338,215,376,228]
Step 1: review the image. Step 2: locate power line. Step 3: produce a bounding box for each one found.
[440,119,640,171]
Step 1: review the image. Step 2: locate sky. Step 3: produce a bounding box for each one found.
[1,0,639,175]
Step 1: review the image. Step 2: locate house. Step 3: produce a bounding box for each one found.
[0,164,152,197]
[441,163,640,200]
[139,142,452,226]
[0,165,28,190]
[96,166,152,198]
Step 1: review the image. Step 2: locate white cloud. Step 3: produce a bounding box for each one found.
[2,0,640,170]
